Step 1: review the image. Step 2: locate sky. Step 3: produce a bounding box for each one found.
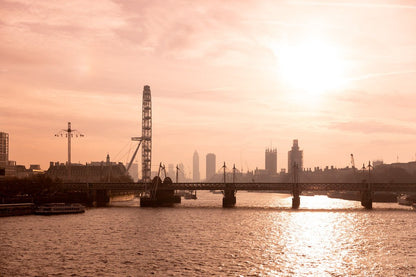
[1,0,416,178]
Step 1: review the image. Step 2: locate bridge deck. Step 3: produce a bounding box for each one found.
[59,182,416,192]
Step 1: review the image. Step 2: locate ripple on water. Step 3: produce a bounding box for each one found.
[1,192,415,276]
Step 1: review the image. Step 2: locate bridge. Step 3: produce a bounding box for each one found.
[60,177,416,209]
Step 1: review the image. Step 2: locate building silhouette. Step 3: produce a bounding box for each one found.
[0,132,9,167]
[265,148,277,175]
[193,151,200,182]
[0,132,19,177]
[178,162,186,182]
[206,153,216,181]
[47,155,131,182]
[288,139,303,173]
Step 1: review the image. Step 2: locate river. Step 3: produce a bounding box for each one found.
[1,192,415,276]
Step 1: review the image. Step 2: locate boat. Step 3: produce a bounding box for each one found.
[35,203,85,215]
[397,194,413,206]
[0,203,35,217]
[184,191,197,200]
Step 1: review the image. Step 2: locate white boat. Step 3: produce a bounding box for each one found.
[184,191,197,199]
[397,194,413,206]
[35,203,85,215]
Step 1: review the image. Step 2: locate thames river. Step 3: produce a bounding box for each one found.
[1,192,415,276]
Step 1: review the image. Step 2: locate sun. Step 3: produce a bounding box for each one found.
[276,39,346,95]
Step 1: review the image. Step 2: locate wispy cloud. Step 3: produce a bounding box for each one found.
[348,70,416,81]
[330,121,416,135]
[1,0,416,169]
[291,1,416,10]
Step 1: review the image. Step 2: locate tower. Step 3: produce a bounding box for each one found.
[141,85,152,182]
[265,148,277,175]
[193,151,200,181]
[206,153,216,181]
[0,132,9,166]
[54,122,84,180]
[288,139,303,174]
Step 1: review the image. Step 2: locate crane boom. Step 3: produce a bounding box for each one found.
[126,139,142,173]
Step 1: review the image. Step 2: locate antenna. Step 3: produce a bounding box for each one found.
[222,162,227,183]
[232,164,236,183]
[367,160,373,181]
[176,164,180,183]
[350,153,355,169]
[157,162,166,179]
[54,122,84,180]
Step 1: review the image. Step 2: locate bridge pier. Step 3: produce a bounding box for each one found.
[291,183,300,209]
[140,177,180,207]
[92,189,110,207]
[292,194,300,209]
[222,189,236,208]
[222,183,236,208]
[361,182,373,209]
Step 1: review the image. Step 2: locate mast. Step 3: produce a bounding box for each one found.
[55,122,84,180]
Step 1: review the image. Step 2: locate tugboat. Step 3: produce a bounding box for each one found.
[35,203,85,215]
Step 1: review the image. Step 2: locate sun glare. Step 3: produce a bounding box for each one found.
[276,39,346,96]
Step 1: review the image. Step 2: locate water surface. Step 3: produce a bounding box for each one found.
[1,192,415,276]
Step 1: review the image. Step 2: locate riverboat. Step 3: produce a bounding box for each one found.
[0,203,35,217]
[35,203,85,215]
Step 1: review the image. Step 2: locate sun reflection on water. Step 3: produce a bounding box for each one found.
[264,197,363,276]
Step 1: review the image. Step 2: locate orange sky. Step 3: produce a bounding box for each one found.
[1,0,416,178]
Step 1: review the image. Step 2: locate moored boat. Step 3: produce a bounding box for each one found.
[35,203,85,215]
[184,190,197,199]
[397,194,413,206]
[0,203,35,217]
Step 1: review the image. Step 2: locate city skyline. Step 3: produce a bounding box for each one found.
[1,1,416,173]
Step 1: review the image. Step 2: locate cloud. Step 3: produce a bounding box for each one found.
[291,1,416,10]
[1,0,416,169]
[348,70,416,81]
[330,121,416,135]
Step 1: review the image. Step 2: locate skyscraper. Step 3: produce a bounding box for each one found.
[0,132,9,166]
[288,139,303,174]
[206,153,216,181]
[265,148,277,174]
[193,151,200,182]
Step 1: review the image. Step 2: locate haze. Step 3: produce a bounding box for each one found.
[1,0,416,178]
